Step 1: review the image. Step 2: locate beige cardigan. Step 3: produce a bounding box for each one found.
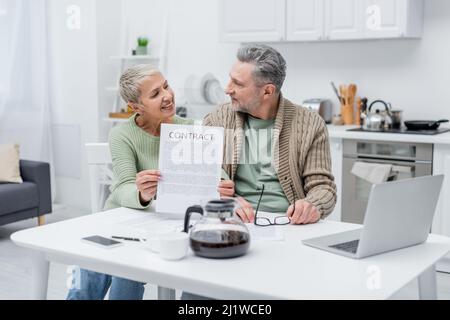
[203,95,337,219]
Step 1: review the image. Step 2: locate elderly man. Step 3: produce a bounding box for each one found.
[210,44,337,225]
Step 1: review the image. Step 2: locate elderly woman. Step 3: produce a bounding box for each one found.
[67,65,198,300]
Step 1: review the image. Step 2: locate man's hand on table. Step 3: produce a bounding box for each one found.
[287,200,321,225]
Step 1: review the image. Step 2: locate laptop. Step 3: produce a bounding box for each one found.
[302,175,444,259]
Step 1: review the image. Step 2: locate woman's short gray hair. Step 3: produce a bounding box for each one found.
[119,64,160,103]
[237,44,286,92]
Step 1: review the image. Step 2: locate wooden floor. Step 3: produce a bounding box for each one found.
[1,206,450,300]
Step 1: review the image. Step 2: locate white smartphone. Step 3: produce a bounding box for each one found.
[81,236,124,249]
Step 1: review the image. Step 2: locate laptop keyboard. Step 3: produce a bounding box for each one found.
[329,240,360,254]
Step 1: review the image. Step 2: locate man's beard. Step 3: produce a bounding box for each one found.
[232,97,260,115]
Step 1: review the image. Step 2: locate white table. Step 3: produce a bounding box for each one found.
[11,206,450,300]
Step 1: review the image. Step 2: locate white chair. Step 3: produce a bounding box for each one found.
[85,143,114,213]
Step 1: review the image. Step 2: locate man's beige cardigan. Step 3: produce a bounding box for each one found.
[204,95,337,219]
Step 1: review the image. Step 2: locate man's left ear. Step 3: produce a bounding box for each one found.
[263,84,276,98]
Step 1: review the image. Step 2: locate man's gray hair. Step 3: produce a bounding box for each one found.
[237,44,286,92]
[119,64,160,103]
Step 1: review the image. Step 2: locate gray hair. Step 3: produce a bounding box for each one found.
[119,64,160,103]
[237,44,286,92]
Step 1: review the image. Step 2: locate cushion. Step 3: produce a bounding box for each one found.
[0,182,39,216]
[0,144,23,183]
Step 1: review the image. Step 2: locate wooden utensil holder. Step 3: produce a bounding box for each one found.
[341,104,354,125]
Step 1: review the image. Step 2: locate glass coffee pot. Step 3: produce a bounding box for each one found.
[183,198,250,259]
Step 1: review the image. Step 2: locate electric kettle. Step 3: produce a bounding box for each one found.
[183,198,251,259]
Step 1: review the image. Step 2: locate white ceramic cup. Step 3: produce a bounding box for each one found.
[146,232,189,261]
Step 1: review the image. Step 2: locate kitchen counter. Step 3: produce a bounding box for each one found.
[327,125,450,145]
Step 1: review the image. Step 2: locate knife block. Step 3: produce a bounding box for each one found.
[341,104,354,125]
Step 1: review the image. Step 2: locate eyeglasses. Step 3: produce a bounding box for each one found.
[254,184,291,227]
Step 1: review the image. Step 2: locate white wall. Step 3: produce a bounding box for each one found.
[122,0,450,121]
[96,0,122,142]
[48,0,100,209]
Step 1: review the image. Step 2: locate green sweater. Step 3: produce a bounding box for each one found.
[104,115,195,210]
[234,115,291,213]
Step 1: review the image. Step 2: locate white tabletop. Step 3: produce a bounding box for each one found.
[11,206,450,300]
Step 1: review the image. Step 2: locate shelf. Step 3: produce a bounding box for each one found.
[110,55,160,61]
[109,112,134,118]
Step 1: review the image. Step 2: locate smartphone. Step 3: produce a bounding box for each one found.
[81,236,124,249]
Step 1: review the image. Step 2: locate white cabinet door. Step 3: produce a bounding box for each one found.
[362,0,406,38]
[327,138,343,222]
[432,144,450,272]
[432,144,450,237]
[362,0,423,38]
[286,0,324,41]
[325,0,363,40]
[219,0,286,42]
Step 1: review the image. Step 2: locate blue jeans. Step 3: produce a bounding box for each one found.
[66,268,145,300]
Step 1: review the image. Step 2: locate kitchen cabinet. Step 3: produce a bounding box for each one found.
[362,0,424,39]
[219,0,286,42]
[432,144,450,272]
[432,144,450,237]
[219,0,423,42]
[325,0,364,40]
[286,0,324,41]
[327,138,343,222]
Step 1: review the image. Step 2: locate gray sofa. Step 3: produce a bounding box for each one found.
[0,160,52,226]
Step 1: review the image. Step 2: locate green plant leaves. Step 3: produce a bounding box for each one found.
[137,37,149,47]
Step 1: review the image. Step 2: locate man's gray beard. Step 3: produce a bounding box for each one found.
[234,100,260,114]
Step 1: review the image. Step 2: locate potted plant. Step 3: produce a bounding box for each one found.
[136,37,149,55]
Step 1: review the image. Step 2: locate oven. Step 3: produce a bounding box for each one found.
[342,139,433,224]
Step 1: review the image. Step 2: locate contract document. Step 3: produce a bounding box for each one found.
[156,124,224,214]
